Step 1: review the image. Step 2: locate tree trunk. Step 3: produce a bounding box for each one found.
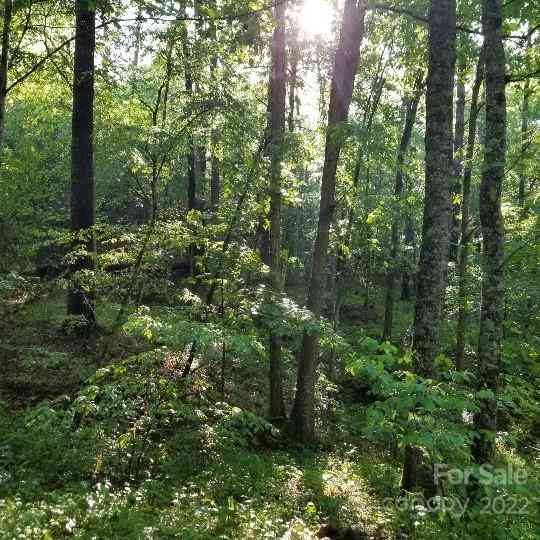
[290,0,367,442]
[132,9,143,68]
[449,58,466,262]
[401,213,416,301]
[68,0,96,325]
[287,26,299,133]
[402,0,456,491]
[268,0,287,420]
[472,0,506,467]
[455,49,484,371]
[0,0,13,165]
[382,72,424,341]
[210,138,220,210]
[518,37,530,208]
[209,4,220,213]
[180,12,197,212]
[334,49,387,342]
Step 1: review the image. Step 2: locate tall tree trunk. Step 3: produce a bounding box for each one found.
[210,136,220,210]
[180,10,197,211]
[0,0,13,165]
[449,58,466,262]
[287,26,299,133]
[268,0,287,420]
[132,9,143,68]
[290,0,367,442]
[382,72,424,341]
[472,0,506,467]
[518,38,530,208]
[401,0,456,491]
[455,49,484,371]
[194,0,207,204]
[209,2,220,212]
[68,0,96,325]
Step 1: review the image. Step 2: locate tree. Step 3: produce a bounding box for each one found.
[401,0,456,491]
[518,37,531,208]
[455,48,484,371]
[382,71,424,341]
[0,0,12,165]
[68,0,97,325]
[449,55,466,263]
[268,0,287,420]
[472,0,507,467]
[291,0,367,441]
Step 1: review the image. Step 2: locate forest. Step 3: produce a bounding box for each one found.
[0,0,539,538]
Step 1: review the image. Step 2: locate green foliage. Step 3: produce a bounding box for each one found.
[347,339,476,462]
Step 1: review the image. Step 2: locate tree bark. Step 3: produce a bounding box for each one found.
[382,72,424,341]
[287,25,299,133]
[290,0,367,442]
[472,0,506,467]
[411,0,456,378]
[132,9,143,68]
[0,0,13,165]
[68,0,96,324]
[518,38,530,208]
[180,10,197,211]
[210,137,220,210]
[449,58,466,262]
[268,0,287,420]
[209,1,220,212]
[402,0,456,491]
[455,49,484,371]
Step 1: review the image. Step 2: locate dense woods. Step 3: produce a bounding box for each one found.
[0,0,539,538]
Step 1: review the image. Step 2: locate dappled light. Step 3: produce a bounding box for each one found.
[0,0,539,538]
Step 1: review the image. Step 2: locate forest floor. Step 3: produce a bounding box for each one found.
[0,287,538,539]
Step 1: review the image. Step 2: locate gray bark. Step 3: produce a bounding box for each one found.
[402,0,456,491]
[411,0,456,377]
[473,0,506,467]
[456,49,484,371]
[449,58,466,262]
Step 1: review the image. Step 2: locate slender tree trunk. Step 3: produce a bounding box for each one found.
[402,0,456,491]
[210,137,220,210]
[290,0,367,442]
[449,58,466,262]
[287,26,299,133]
[132,9,143,68]
[68,0,96,324]
[472,0,506,467]
[382,72,424,341]
[194,0,208,205]
[0,0,13,165]
[456,49,484,371]
[334,54,387,340]
[180,13,197,211]
[209,4,220,212]
[268,0,287,420]
[401,213,416,301]
[283,18,300,258]
[518,40,530,208]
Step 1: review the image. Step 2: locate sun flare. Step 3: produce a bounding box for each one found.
[298,0,335,38]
